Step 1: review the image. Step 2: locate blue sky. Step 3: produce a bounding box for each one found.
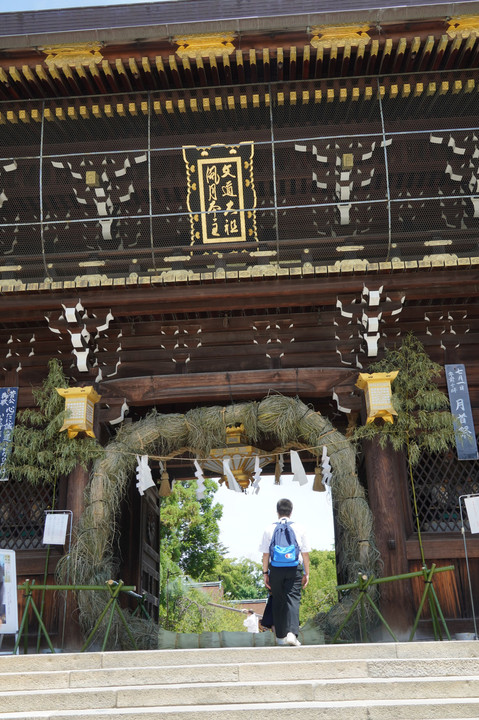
[6,0,164,10]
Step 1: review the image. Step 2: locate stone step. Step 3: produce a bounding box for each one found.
[2,697,479,720]
[1,675,478,713]
[0,639,477,675]
[1,656,479,691]
[0,641,477,720]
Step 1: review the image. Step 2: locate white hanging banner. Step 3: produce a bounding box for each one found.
[0,550,18,634]
[465,496,479,534]
[43,512,70,545]
[290,450,308,486]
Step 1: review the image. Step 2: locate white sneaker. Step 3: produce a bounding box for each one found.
[276,637,286,645]
[285,632,301,646]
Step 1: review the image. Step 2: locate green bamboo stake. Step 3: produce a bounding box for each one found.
[335,565,454,643]
[81,581,124,652]
[81,581,139,652]
[36,480,58,653]
[13,581,55,655]
[333,573,398,643]
[14,581,137,654]
[100,593,120,652]
[131,593,151,620]
[332,585,365,643]
[361,592,398,641]
[102,583,139,651]
[408,564,452,642]
[359,574,369,641]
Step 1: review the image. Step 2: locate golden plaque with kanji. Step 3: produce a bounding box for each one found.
[183,142,257,244]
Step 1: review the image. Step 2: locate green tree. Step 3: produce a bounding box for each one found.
[300,549,338,624]
[352,333,456,465]
[352,333,458,566]
[161,581,247,634]
[160,477,224,579]
[207,556,265,600]
[5,358,103,486]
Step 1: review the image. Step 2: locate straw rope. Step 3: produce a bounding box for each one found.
[57,394,380,646]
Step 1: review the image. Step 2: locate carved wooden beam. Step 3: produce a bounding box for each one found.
[99,366,359,406]
[2,268,479,320]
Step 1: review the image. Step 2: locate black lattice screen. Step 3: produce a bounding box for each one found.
[411,443,479,533]
[3,71,479,284]
[0,480,54,549]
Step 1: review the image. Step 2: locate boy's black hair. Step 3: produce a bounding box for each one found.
[276,498,293,517]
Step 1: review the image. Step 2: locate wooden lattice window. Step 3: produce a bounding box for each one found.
[0,480,54,550]
[411,444,479,533]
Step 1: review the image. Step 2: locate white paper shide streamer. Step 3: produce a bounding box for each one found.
[290,450,308,486]
[194,459,206,500]
[276,453,284,485]
[223,457,243,492]
[321,445,333,495]
[135,455,156,495]
[252,454,262,494]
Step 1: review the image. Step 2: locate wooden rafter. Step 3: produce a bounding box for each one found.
[1,32,479,101]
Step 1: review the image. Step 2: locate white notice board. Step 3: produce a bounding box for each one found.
[43,512,70,545]
[0,550,18,634]
[465,496,479,534]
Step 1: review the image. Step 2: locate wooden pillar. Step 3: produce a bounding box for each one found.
[62,396,101,650]
[363,437,415,638]
[62,462,90,650]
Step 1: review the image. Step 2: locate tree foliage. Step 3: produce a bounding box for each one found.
[352,333,457,466]
[300,549,338,624]
[159,579,245,634]
[6,358,103,486]
[206,556,265,600]
[160,477,224,579]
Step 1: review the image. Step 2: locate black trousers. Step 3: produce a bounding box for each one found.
[268,565,303,638]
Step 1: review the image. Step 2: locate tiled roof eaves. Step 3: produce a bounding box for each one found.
[1,0,479,48]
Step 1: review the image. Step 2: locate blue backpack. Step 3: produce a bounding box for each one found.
[269,520,300,567]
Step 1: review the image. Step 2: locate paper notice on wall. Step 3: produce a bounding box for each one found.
[0,550,18,634]
[43,513,70,545]
[464,496,479,534]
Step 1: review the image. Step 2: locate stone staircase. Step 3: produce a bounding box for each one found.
[1,640,479,719]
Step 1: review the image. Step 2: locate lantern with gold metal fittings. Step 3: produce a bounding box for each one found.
[56,386,101,438]
[356,371,399,424]
[203,422,273,491]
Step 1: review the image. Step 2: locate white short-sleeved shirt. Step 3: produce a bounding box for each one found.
[259,516,311,564]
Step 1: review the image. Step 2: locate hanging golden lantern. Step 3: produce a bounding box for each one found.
[56,386,101,438]
[356,371,398,424]
[203,422,273,491]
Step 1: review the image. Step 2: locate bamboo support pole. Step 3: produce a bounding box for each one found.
[14,580,139,654]
[335,565,454,643]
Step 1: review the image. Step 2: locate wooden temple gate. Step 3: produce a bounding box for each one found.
[1,0,479,646]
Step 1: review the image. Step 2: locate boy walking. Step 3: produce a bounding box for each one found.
[259,498,310,646]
